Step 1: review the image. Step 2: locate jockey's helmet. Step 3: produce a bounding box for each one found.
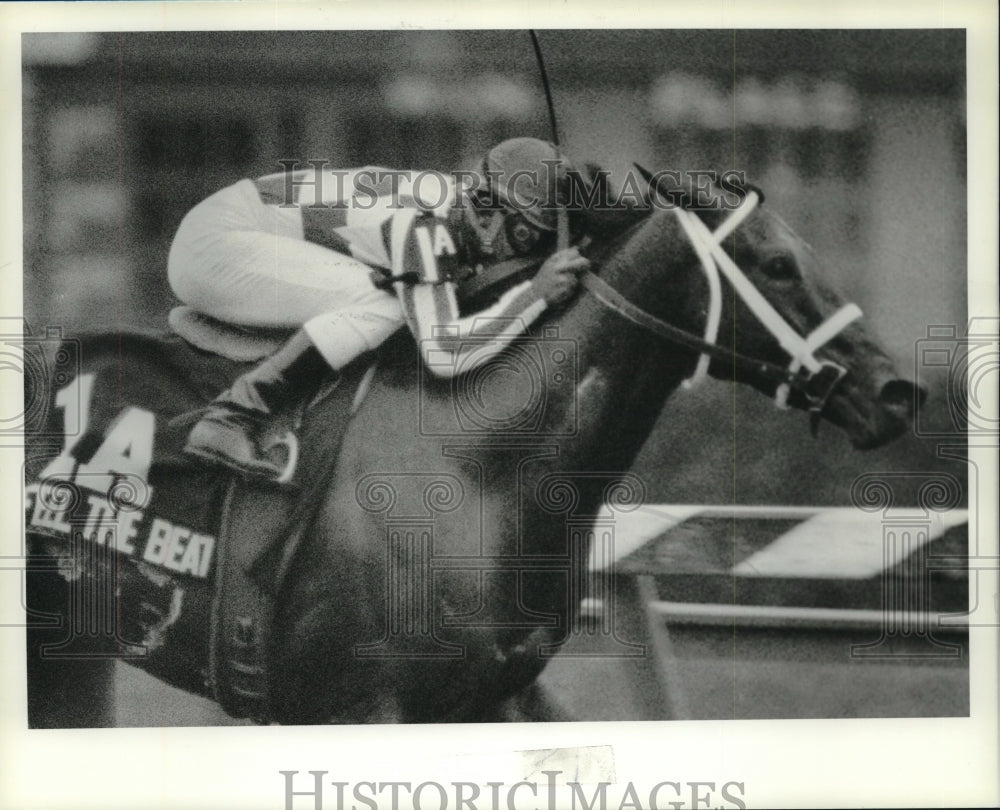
[455,137,570,265]
[480,137,572,231]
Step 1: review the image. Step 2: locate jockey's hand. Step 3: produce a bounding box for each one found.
[532,247,590,307]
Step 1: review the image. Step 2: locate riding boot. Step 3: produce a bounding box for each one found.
[184,329,335,481]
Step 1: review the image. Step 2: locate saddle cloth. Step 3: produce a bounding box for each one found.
[24,330,365,719]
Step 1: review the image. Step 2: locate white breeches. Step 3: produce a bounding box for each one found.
[167,179,405,369]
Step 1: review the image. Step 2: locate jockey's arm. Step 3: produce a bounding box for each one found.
[167,167,587,376]
[398,277,549,379]
[393,209,589,379]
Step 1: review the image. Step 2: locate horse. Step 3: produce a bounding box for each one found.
[24,172,923,726]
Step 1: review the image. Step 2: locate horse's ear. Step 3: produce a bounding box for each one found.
[634,163,690,209]
[633,162,659,204]
[573,162,608,201]
[636,163,764,213]
[621,163,650,208]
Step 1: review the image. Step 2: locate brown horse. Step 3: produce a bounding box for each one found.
[262,177,923,723]
[25,174,923,726]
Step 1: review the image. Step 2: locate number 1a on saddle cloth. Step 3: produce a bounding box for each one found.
[25,329,358,578]
[24,332,248,581]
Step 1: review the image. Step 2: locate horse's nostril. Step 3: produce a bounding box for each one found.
[880,379,926,413]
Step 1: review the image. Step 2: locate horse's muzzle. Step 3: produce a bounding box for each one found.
[879,378,928,420]
[849,377,927,449]
[811,361,927,448]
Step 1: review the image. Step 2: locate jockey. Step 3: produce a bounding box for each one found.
[168,137,591,481]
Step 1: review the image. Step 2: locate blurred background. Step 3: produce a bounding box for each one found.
[21,30,968,506]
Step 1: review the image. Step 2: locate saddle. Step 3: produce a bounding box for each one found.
[24,326,373,722]
[168,305,290,361]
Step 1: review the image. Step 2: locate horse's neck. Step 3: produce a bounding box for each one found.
[552,216,701,473]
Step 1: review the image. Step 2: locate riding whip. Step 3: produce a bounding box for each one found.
[528,30,570,251]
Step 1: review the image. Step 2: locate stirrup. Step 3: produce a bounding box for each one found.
[184,428,299,485]
[265,430,299,485]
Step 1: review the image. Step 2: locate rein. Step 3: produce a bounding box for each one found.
[579,270,805,389]
[457,255,543,301]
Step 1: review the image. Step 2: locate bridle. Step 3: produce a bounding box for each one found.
[580,179,862,432]
[524,31,860,433]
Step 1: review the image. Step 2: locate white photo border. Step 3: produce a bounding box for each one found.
[1,2,997,809]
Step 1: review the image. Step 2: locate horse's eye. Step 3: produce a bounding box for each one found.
[761,255,798,280]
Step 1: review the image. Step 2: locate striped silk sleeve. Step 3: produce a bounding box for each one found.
[397,278,548,379]
[385,208,549,378]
